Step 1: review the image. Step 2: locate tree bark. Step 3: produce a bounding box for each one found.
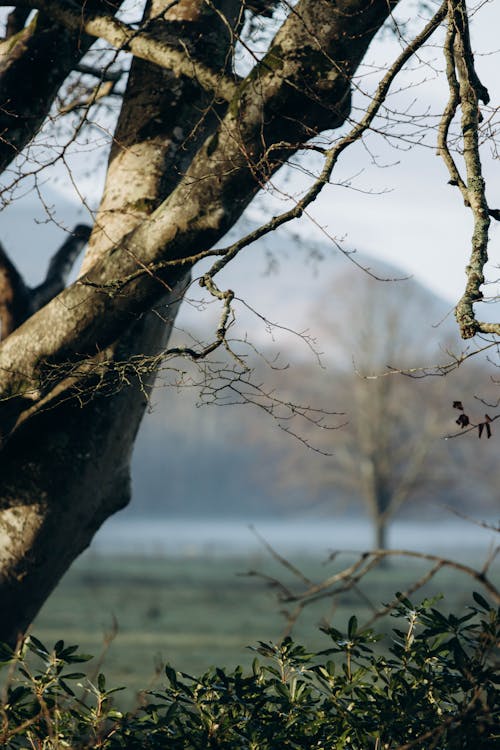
[0,1,122,173]
[0,0,399,644]
[0,0,238,645]
[0,293,184,645]
[0,0,261,646]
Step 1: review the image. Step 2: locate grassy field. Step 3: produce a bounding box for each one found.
[31,549,496,707]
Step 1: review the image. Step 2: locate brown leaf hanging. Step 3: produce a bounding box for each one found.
[456,413,470,428]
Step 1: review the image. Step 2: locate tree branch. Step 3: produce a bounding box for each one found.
[58,79,118,115]
[438,0,498,340]
[4,7,30,38]
[205,1,448,281]
[0,224,91,342]
[257,547,500,609]
[0,1,121,172]
[75,63,124,82]
[0,0,400,434]
[31,225,92,312]
[23,0,239,101]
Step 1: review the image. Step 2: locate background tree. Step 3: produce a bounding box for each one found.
[310,271,458,550]
[0,0,497,645]
[269,267,498,548]
[129,256,500,528]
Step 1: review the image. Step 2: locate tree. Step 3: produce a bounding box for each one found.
[313,271,456,550]
[269,268,491,549]
[0,0,497,644]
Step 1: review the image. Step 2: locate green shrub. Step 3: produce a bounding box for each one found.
[1,593,498,749]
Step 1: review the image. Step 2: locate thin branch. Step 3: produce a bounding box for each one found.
[295,548,500,606]
[74,63,124,82]
[438,505,500,533]
[58,80,118,115]
[438,0,499,339]
[445,399,499,439]
[363,561,445,628]
[252,541,499,610]
[249,524,313,586]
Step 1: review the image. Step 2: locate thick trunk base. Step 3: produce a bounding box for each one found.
[0,289,185,645]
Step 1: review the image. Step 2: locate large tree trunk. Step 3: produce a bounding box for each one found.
[0,0,399,645]
[0,300,183,645]
[0,0,239,646]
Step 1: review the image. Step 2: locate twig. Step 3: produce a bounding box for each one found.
[249,525,313,585]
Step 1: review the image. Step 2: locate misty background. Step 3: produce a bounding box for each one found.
[2,187,498,557]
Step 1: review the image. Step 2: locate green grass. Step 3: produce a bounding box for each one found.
[31,550,495,707]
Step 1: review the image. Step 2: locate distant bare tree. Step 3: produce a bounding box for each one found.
[330,275,450,548]
[276,272,474,548]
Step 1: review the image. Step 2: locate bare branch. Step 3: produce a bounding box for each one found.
[248,534,500,638]
[31,225,92,312]
[445,399,499,439]
[301,548,500,606]
[58,79,118,115]
[246,0,278,17]
[437,16,467,199]
[438,506,500,533]
[249,524,313,586]
[0,1,121,173]
[205,1,448,281]
[438,0,499,339]
[0,0,399,429]
[74,63,124,83]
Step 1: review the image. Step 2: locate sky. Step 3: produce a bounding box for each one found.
[245,0,500,308]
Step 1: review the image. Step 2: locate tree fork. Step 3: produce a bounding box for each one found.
[0,0,240,644]
[0,0,400,432]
